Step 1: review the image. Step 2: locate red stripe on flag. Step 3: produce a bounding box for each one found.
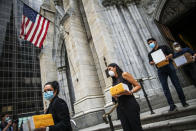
[30,15,42,42]
[25,19,30,28]
[34,18,46,46]
[24,22,34,40]
[39,21,50,48]
[20,15,25,37]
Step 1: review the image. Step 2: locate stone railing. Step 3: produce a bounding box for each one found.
[102,0,140,7]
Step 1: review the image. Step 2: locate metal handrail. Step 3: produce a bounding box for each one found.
[103,103,118,119]
[102,103,118,131]
[136,77,155,114]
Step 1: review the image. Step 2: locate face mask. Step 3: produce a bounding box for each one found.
[149,42,155,49]
[5,117,10,122]
[44,91,54,100]
[108,70,115,77]
[175,47,181,51]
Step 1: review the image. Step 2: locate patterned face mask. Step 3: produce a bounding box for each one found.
[44,91,54,100]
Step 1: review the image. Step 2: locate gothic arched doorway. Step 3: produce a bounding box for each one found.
[156,0,196,50]
[155,0,196,86]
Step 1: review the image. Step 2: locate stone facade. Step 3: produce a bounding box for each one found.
[39,0,196,129]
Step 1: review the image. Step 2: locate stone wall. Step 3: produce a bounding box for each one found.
[39,1,58,109]
[39,0,196,129]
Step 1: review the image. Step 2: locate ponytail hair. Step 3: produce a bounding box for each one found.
[44,81,60,95]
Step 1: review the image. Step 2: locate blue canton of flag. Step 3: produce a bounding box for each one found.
[20,4,50,48]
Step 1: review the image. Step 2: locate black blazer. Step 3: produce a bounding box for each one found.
[46,96,72,131]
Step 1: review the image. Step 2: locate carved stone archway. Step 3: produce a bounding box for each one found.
[154,0,196,25]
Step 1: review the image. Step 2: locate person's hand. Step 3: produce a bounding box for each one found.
[193,55,196,61]
[118,90,132,96]
[113,96,117,100]
[166,54,173,61]
[165,55,170,61]
[150,61,155,65]
[7,120,12,126]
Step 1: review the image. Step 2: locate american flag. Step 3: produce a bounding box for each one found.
[20,4,50,48]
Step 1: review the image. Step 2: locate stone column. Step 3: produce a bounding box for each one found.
[61,0,105,128]
[81,0,120,115]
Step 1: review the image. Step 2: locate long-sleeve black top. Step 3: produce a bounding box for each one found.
[46,96,72,131]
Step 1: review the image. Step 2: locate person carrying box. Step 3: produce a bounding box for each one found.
[147,38,189,112]
[173,42,196,87]
[108,63,143,131]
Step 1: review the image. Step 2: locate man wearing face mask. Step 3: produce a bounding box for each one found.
[173,42,196,87]
[0,114,13,131]
[147,38,189,112]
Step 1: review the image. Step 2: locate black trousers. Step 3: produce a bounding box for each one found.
[183,63,196,87]
[158,63,186,107]
[117,97,143,131]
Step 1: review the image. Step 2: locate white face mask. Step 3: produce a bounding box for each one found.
[175,47,181,51]
[108,70,115,77]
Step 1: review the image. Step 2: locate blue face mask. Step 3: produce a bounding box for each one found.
[44,91,54,100]
[149,42,155,49]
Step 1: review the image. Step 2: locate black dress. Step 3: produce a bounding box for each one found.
[46,96,72,131]
[112,75,143,131]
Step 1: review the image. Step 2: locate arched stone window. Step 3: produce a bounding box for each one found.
[57,41,75,115]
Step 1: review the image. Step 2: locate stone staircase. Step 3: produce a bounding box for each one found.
[79,99,196,131]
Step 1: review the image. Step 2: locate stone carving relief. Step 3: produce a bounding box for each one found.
[102,0,140,7]
[41,0,56,12]
[160,0,196,24]
[141,0,160,16]
[63,0,70,11]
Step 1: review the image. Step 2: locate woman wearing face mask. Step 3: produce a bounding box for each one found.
[108,63,143,131]
[36,81,72,131]
[173,42,196,87]
[0,114,13,131]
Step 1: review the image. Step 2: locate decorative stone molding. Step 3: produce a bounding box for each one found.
[53,0,63,6]
[154,0,196,24]
[153,0,167,21]
[42,0,56,12]
[102,0,140,7]
[63,0,70,11]
[160,0,196,24]
[141,0,160,16]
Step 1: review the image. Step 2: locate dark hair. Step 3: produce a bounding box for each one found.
[1,113,7,120]
[108,63,123,83]
[147,38,156,43]
[44,81,60,95]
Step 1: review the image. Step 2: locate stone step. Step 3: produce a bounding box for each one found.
[116,115,196,131]
[80,115,196,131]
[141,102,196,125]
[143,115,196,131]
[79,99,196,131]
